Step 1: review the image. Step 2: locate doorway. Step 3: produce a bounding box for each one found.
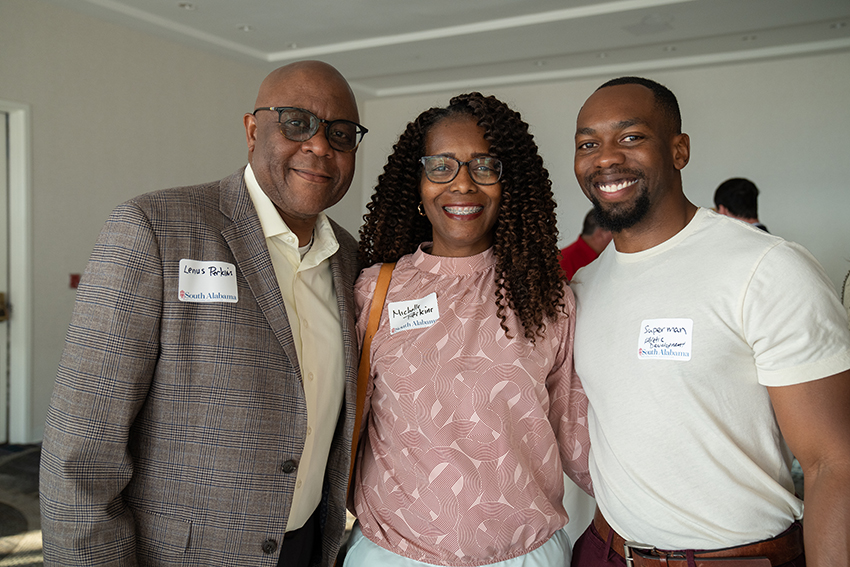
[0,111,7,443]
[0,100,33,444]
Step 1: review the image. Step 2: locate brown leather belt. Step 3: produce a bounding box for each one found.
[593,508,804,566]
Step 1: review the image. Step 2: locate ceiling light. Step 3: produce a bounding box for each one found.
[287,42,298,49]
[238,25,254,32]
[830,22,846,30]
[662,45,676,52]
[597,52,608,59]
[177,2,196,10]
[534,60,546,67]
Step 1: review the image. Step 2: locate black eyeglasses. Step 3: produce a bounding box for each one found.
[253,107,368,152]
[420,155,503,185]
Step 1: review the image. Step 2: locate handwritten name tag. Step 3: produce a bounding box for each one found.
[178,259,238,303]
[388,293,440,334]
[637,318,693,361]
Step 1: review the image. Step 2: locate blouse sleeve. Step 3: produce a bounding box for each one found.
[354,264,382,350]
[351,263,383,502]
[546,284,594,496]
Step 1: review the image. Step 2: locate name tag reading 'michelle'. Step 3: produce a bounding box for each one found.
[637,318,693,361]
[388,293,440,334]
[178,259,238,303]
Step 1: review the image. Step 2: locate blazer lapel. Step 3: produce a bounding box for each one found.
[328,222,360,390]
[330,251,358,388]
[218,169,301,371]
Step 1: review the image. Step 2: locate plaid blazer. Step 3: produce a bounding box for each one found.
[40,168,361,567]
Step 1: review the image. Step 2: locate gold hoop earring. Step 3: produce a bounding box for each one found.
[418,203,426,217]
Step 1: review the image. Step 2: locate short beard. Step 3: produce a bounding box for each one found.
[590,189,651,232]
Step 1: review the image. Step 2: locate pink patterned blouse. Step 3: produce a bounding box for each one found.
[352,245,593,566]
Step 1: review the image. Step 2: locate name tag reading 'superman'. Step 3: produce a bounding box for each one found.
[178,259,238,303]
[637,318,693,361]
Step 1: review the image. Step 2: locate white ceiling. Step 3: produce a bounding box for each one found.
[43,0,850,98]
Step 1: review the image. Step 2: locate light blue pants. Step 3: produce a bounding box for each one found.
[343,524,572,567]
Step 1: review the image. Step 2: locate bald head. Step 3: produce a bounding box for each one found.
[254,60,358,122]
[244,60,361,245]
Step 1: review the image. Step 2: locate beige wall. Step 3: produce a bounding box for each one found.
[1,0,849,442]
[356,51,850,295]
[0,0,375,442]
[0,0,264,440]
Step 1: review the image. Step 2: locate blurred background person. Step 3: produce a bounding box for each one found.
[714,177,768,232]
[559,209,612,280]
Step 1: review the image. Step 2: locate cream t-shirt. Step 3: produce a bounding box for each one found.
[571,208,850,549]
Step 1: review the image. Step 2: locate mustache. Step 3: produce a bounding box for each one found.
[584,168,645,187]
[290,157,336,176]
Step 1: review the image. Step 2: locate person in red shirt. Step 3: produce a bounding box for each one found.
[559,209,612,280]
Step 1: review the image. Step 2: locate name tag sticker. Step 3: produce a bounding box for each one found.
[178,259,238,303]
[637,318,693,361]
[388,293,439,334]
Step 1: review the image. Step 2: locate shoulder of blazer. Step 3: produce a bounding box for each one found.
[115,169,253,234]
[120,170,243,219]
[327,217,361,283]
[217,167,255,222]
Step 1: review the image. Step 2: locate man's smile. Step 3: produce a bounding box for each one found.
[596,179,638,193]
[293,167,332,183]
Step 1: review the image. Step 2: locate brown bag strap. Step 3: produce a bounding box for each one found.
[348,262,395,493]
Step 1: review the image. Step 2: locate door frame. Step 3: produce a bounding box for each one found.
[0,99,33,444]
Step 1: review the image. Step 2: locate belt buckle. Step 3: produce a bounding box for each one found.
[623,541,656,567]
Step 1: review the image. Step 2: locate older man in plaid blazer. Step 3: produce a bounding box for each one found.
[40,61,365,567]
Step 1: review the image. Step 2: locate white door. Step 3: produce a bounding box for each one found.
[0,111,8,443]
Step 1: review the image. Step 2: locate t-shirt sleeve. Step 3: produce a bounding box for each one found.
[744,241,850,386]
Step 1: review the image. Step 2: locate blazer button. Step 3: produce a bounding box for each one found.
[281,459,298,474]
[261,538,278,554]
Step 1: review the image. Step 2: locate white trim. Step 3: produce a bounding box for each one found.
[0,99,34,444]
[77,0,267,58]
[69,0,849,99]
[367,37,850,97]
[0,112,6,443]
[74,0,697,62]
[265,0,697,61]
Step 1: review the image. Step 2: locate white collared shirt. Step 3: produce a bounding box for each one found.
[244,164,345,531]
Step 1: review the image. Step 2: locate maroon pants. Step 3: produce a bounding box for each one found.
[571,521,805,567]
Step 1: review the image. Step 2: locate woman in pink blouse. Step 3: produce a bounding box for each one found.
[345,93,593,567]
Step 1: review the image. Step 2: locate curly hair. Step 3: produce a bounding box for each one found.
[359,92,567,342]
